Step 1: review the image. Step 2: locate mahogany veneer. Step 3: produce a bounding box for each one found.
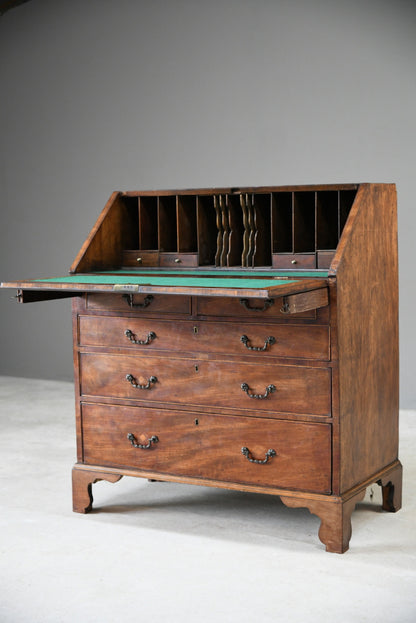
[1,183,402,553]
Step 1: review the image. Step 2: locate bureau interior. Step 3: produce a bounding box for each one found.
[115,188,357,271]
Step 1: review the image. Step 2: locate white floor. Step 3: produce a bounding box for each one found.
[0,376,415,623]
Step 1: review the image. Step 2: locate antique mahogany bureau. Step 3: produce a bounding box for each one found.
[2,183,402,553]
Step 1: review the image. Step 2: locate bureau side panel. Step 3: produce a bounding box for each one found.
[334,184,399,493]
[70,192,136,273]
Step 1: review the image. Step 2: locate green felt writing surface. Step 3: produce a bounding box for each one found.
[34,274,301,289]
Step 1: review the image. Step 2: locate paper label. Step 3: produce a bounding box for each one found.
[113,284,140,292]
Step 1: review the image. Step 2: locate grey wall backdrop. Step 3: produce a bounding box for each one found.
[1,0,415,406]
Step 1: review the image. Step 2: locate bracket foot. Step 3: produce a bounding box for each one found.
[72,465,122,513]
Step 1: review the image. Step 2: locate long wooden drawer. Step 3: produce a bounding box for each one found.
[80,353,331,416]
[86,293,191,314]
[81,403,332,494]
[78,315,330,360]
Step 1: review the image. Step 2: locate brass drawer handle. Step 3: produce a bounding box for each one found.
[240,298,274,312]
[241,447,276,464]
[241,382,276,399]
[123,294,154,309]
[125,329,156,345]
[125,374,158,389]
[240,335,276,351]
[127,433,159,449]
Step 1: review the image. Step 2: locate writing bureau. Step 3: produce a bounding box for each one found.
[1,183,402,553]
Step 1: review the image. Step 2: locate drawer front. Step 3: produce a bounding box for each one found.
[159,253,199,267]
[122,250,160,267]
[80,353,331,416]
[86,293,191,314]
[81,403,332,494]
[78,316,330,360]
[272,253,316,269]
[195,296,321,320]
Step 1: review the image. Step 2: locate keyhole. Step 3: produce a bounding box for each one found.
[194,418,199,426]
[193,326,199,334]
[195,365,199,373]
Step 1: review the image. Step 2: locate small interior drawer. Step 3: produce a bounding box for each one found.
[272,253,316,269]
[316,250,335,269]
[122,250,159,267]
[159,253,199,267]
[81,403,332,494]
